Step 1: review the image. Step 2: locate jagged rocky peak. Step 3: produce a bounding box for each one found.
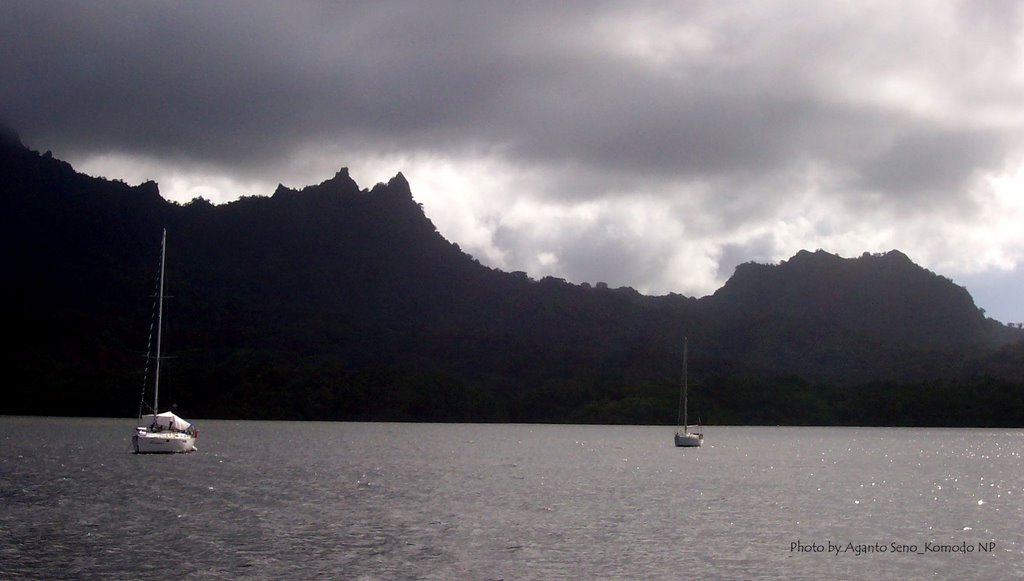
[387,171,410,192]
[134,179,161,198]
[262,166,435,235]
[276,168,414,201]
[304,167,419,197]
[271,183,296,198]
[316,167,361,194]
[270,167,361,200]
[299,167,361,197]
[368,171,413,199]
[368,172,426,219]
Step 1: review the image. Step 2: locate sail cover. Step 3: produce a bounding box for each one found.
[140,411,192,431]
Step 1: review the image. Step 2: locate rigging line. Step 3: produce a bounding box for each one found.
[137,240,164,420]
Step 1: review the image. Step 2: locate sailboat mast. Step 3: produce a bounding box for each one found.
[153,229,167,414]
[682,337,688,430]
[676,336,689,429]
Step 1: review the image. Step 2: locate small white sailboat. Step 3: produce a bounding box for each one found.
[132,229,197,454]
[674,337,703,448]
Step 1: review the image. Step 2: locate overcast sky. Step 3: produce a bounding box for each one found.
[3,1,1023,322]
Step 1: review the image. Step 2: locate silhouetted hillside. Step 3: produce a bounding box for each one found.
[702,249,1012,384]
[3,127,1022,425]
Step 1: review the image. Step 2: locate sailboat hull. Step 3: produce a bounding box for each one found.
[132,431,196,454]
[674,432,704,447]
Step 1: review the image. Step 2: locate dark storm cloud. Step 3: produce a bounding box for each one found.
[4,1,1017,199]
[2,2,581,167]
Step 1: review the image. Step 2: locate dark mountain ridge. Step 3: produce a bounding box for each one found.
[3,128,1022,425]
[713,248,988,345]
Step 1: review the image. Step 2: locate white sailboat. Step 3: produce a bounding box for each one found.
[674,337,703,448]
[132,229,197,454]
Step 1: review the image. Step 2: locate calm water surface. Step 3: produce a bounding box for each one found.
[1,418,1021,580]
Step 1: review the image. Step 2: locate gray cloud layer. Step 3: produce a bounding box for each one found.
[3,1,1023,320]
